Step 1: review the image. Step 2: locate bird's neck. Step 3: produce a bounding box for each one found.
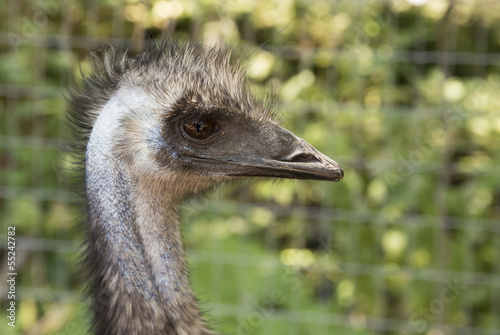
[84,90,209,334]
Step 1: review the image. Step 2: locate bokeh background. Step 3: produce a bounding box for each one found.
[1,0,500,334]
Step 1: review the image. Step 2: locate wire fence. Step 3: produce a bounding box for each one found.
[1,0,500,334]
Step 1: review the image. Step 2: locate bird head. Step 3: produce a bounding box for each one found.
[158,94,343,182]
[85,41,343,198]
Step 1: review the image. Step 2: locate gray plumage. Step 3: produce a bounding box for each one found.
[67,40,343,335]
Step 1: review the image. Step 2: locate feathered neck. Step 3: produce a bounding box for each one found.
[82,87,210,334]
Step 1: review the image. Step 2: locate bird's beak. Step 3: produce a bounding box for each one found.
[225,138,343,182]
[188,125,344,182]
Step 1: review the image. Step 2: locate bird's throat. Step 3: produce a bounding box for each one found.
[84,92,209,334]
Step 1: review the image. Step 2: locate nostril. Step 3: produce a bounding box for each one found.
[288,152,320,163]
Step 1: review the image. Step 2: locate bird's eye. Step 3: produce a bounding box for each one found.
[183,119,220,140]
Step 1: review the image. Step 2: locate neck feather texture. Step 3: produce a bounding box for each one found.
[84,88,209,335]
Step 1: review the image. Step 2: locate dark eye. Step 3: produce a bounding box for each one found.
[183,118,220,140]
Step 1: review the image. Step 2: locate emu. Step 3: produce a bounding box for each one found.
[67,40,343,335]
